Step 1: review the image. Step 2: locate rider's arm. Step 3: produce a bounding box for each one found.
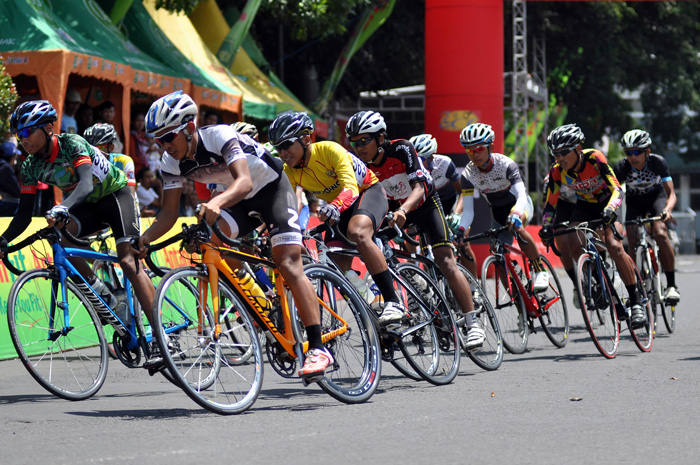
[542,166,562,227]
[459,194,475,230]
[60,163,94,210]
[205,158,253,213]
[663,180,677,213]
[141,187,182,244]
[451,180,463,214]
[597,156,624,213]
[0,193,35,244]
[327,149,361,213]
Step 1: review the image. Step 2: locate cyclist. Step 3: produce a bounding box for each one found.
[231,121,260,141]
[345,110,484,349]
[268,111,405,324]
[0,100,147,330]
[614,129,680,304]
[83,123,137,196]
[540,123,646,327]
[409,133,477,275]
[455,123,549,291]
[135,91,333,378]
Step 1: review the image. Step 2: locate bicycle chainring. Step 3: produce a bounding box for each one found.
[113,332,141,368]
[266,340,297,378]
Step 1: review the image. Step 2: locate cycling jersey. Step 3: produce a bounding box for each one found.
[614,153,671,197]
[283,141,378,213]
[109,153,136,187]
[425,154,460,191]
[20,133,127,202]
[543,148,623,227]
[367,139,434,207]
[160,125,280,199]
[460,153,530,209]
[544,173,576,204]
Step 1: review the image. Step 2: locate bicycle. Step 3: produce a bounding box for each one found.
[3,226,182,400]
[464,226,569,354]
[146,220,381,414]
[303,220,461,385]
[553,218,653,358]
[390,227,503,371]
[624,216,676,334]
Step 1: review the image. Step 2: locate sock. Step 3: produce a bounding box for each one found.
[625,284,638,305]
[371,269,399,303]
[665,271,676,288]
[566,268,576,286]
[306,325,324,350]
[465,311,478,328]
[531,258,543,273]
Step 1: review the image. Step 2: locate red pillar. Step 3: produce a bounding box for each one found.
[425,0,504,155]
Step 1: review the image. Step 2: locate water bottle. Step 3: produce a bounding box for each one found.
[613,269,624,299]
[345,270,371,303]
[363,273,383,307]
[236,269,272,314]
[512,261,527,287]
[76,277,127,337]
[410,273,434,301]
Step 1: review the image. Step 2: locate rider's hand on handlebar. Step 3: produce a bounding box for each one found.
[319,204,340,224]
[661,209,673,222]
[538,225,554,248]
[45,205,71,229]
[131,236,150,259]
[391,208,407,228]
[196,202,222,226]
[507,212,522,231]
[453,226,466,244]
[602,208,617,226]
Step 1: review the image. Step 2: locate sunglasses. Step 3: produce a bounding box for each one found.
[552,148,575,159]
[350,136,374,148]
[625,149,645,157]
[16,127,38,140]
[155,123,188,145]
[464,145,488,155]
[275,138,298,151]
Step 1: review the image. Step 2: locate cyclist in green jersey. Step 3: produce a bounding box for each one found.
[84,123,137,197]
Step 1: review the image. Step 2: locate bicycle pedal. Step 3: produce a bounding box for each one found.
[146,365,165,377]
[300,373,325,384]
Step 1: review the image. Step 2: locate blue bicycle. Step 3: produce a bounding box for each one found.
[3,226,188,400]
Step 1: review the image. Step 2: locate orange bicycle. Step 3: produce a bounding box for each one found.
[147,221,381,414]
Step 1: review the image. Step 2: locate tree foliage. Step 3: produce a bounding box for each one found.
[0,56,18,140]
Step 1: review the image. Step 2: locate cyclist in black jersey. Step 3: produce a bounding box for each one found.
[135,91,333,377]
[0,100,148,331]
[346,110,484,350]
[614,129,679,304]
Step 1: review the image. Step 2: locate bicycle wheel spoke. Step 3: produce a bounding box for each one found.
[537,256,569,348]
[577,255,619,358]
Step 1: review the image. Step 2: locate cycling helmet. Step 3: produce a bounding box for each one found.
[83,123,117,146]
[145,90,197,135]
[345,111,386,138]
[231,121,259,140]
[10,100,58,134]
[409,134,438,158]
[459,123,495,147]
[547,124,585,152]
[621,129,651,149]
[268,112,314,146]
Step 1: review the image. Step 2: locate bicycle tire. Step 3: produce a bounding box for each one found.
[537,256,570,348]
[624,264,654,353]
[304,264,381,404]
[7,269,109,400]
[636,246,659,334]
[576,254,619,358]
[153,267,263,415]
[661,277,676,334]
[443,264,503,371]
[481,256,528,354]
[395,263,460,385]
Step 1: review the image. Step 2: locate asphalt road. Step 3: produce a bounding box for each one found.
[1,256,699,465]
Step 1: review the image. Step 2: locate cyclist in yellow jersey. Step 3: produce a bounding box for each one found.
[84,123,137,197]
[269,112,407,325]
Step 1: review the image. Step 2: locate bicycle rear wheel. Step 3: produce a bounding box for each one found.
[153,267,263,415]
[304,264,381,404]
[537,256,569,348]
[576,254,619,358]
[7,269,109,400]
[444,264,502,371]
[481,256,528,354]
[621,264,654,352]
[396,263,460,385]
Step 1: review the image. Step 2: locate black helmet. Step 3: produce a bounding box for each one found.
[83,123,117,146]
[268,112,314,146]
[547,124,585,153]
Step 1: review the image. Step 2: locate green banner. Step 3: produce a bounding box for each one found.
[217,0,263,68]
[313,0,396,114]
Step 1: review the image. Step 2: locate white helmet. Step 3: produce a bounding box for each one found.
[146,90,197,135]
[345,111,386,138]
[409,134,438,158]
[621,129,651,149]
[460,123,495,147]
[231,121,259,140]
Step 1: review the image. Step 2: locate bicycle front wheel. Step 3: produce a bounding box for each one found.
[481,256,528,354]
[304,264,381,404]
[537,256,569,348]
[444,264,503,371]
[576,254,619,358]
[7,269,109,400]
[396,263,460,385]
[622,264,654,353]
[153,267,263,415]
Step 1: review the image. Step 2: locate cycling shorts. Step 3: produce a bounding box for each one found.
[71,186,140,245]
[554,199,575,224]
[570,200,606,224]
[326,183,389,246]
[220,173,302,248]
[625,191,667,222]
[438,192,457,216]
[404,194,452,249]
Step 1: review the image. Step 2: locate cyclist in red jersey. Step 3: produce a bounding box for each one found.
[346,111,484,350]
[540,124,646,328]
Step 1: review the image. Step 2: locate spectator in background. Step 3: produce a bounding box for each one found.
[0,141,21,216]
[203,110,221,126]
[179,179,199,217]
[60,89,82,134]
[136,167,162,217]
[96,101,124,153]
[129,110,161,174]
[76,103,94,136]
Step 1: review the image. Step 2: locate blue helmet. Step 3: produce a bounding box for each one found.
[10,100,58,134]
